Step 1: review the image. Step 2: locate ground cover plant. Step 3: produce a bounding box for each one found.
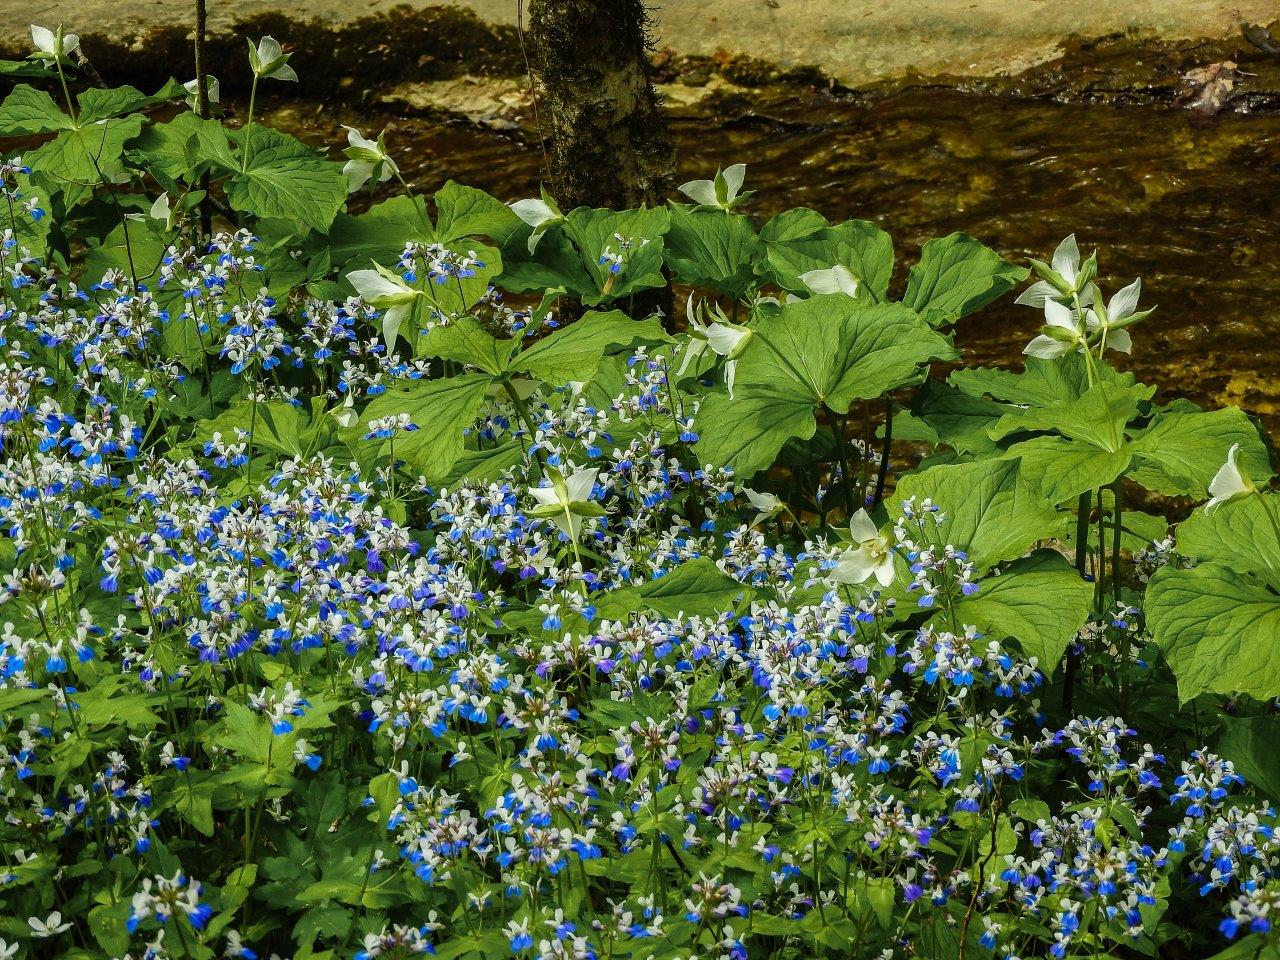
[4,25,1280,960]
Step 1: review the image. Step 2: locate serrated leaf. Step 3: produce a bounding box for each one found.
[902,232,1027,322]
[693,383,817,479]
[1005,436,1133,504]
[1148,562,1280,702]
[360,374,492,480]
[1129,405,1271,498]
[888,458,1060,572]
[329,195,432,266]
[1176,493,1280,582]
[762,218,894,300]
[951,551,1092,669]
[226,127,346,232]
[663,204,760,298]
[433,180,520,244]
[0,84,72,133]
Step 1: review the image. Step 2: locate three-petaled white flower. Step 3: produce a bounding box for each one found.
[248,36,297,82]
[678,164,749,211]
[1083,278,1152,356]
[677,297,754,397]
[741,488,784,525]
[1206,443,1257,513]
[527,466,606,542]
[1017,234,1094,306]
[509,190,565,253]
[342,126,398,193]
[182,76,220,110]
[1023,300,1086,360]
[829,509,896,588]
[30,24,78,61]
[346,263,423,349]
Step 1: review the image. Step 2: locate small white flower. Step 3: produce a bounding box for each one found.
[830,509,896,588]
[0,939,17,960]
[30,24,79,61]
[28,912,72,938]
[800,264,859,298]
[678,164,748,210]
[1017,234,1096,307]
[678,296,754,398]
[1205,443,1256,513]
[342,126,398,193]
[1083,278,1152,356]
[248,36,297,82]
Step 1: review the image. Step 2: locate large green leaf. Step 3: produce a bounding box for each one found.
[663,205,760,298]
[1148,562,1280,702]
[761,219,894,301]
[78,83,180,124]
[887,458,1060,572]
[694,385,817,479]
[989,381,1154,451]
[129,112,237,182]
[1129,404,1271,498]
[418,317,514,376]
[1175,493,1280,583]
[509,311,670,385]
[0,84,72,133]
[902,232,1027,323]
[741,296,958,412]
[1219,714,1280,802]
[561,206,670,305]
[596,557,747,620]
[907,380,1007,457]
[226,127,346,232]
[28,115,145,202]
[951,354,1131,409]
[329,196,432,267]
[1003,436,1132,504]
[433,180,520,244]
[360,374,492,480]
[950,551,1092,669]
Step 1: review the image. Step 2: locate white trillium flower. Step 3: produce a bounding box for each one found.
[510,192,565,253]
[1017,234,1096,307]
[0,939,17,960]
[342,126,398,193]
[30,24,79,61]
[183,76,220,110]
[28,912,71,938]
[830,509,896,588]
[347,263,423,349]
[1083,278,1152,356]
[800,264,860,298]
[330,392,358,428]
[1205,443,1257,513]
[1023,299,1084,360]
[741,488,784,524]
[678,295,754,398]
[678,163,748,210]
[527,466,606,542]
[248,36,297,82]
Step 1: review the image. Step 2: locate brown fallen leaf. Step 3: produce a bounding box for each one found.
[1178,60,1240,115]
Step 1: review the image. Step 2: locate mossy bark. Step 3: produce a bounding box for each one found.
[527,0,676,210]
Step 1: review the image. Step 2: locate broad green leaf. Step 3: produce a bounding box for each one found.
[663,205,760,298]
[738,296,958,413]
[1175,493,1280,582]
[887,458,1060,572]
[329,195,432,266]
[562,206,670,305]
[497,227,596,298]
[902,232,1027,322]
[989,381,1155,451]
[78,82,179,124]
[0,84,72,133]
[226,127,346,232]
[436,441,528,487]
[951,354,1130,408]
[951,551,1092,669]
[1148,562,1280,702]
[762,219,894,300]
[28,114,145,202]
[360,374,492,480]
[635,557,746,618]
[82,221,168,287]
[418,317,513,376]
[1129,404,1271,498]
[433,180,520,244]
[1219,714,1280,802]
[509,310,670,385]
[129,112,237,181]
[758,207,828,243]
[908,380,1006,456]
[1004,436,1132,504]
[694,384,817,479]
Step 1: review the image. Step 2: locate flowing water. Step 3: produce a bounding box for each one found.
[276,86,1280,421]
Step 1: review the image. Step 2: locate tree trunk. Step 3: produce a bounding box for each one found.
[527,0,676,210]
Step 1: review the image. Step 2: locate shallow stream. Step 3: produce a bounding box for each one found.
[274,86,1280,420]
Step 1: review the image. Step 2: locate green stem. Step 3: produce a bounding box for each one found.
[239,75,259,173]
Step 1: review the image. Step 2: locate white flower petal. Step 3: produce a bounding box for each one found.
[847,508,880,544]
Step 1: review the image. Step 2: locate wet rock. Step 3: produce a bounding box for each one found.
[377,76,531,131]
